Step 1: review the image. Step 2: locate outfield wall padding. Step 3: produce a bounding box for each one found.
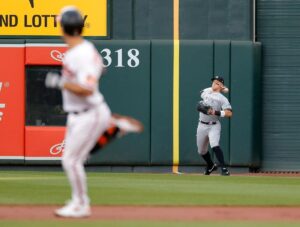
[230,41,262,167]
[179,40,213,166]
[0,40,261,168]
[150,40,174,165]
[89,40,151,165]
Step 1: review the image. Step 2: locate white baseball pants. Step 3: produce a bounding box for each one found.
[62,103,111,206]
[196,121,221,155]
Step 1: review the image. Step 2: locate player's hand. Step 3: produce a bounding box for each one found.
[221,86,229,93]
[45,72,64,89]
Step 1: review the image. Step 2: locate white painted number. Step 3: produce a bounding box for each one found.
[128,49,140,68]
[101,48,112,67]
[115,49,125,68]
[100,48,140,68]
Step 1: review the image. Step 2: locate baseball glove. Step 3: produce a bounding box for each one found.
[197,101,212,115]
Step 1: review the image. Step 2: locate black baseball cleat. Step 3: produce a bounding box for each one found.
[204,164,218,175]
[221,167,230,176]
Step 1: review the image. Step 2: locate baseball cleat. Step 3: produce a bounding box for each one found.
[204,163,218,175]
[221,167,230,176]
[55,203,91,218]
[111,114,144,134]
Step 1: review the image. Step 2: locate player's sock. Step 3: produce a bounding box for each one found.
[201,152,214,167]
[90,126,120,154]
[212,146,225,167]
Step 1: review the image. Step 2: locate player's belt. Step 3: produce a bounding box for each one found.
[69,108,90,115]
[68,100,105,115]
[200,121,217,125]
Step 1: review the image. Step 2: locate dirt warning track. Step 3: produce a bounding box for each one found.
[0,206,300,221]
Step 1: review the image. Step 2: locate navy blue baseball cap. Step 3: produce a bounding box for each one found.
[211,75,224,84]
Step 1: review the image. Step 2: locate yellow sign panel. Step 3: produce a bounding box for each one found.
[0,0,107,37]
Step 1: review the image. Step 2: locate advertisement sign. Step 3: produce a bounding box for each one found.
[25,127,65,160]
[0,0,108,37]
[0,45,25,158]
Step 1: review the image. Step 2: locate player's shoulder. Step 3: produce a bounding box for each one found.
[69,40,95,61]
[77,40,95,55]
[202,87,212,93]
[219,93,230,103]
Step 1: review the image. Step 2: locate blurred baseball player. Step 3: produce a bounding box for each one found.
[196,76,232,176]
[45,6,142,218]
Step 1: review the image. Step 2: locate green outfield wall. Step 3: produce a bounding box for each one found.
[0,39,261,168]
[0,0,261,168]
[1,0,299,172]
[111,0,253,40]
[149,40,261,167]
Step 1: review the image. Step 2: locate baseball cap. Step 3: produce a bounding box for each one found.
[58,6,84,36]
[211,75,224,84]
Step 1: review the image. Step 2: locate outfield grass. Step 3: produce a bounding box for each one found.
[1,220,300,227]
[0,171,299,206]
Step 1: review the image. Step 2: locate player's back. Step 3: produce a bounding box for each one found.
[62,40,105,112]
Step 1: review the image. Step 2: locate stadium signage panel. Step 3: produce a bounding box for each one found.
[0,0,108,37]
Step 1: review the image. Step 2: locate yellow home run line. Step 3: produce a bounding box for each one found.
[172,0,180,173]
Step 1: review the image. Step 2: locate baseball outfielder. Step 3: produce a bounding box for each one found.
[196,76,232,176]
[45,6,142,218]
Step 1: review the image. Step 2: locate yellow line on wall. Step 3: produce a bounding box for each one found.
[172,0,180,173]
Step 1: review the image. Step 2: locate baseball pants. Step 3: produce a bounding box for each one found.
[196,121,221,155]
[62,103,111,206]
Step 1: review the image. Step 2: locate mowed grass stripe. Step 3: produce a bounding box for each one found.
[0,172,299,206]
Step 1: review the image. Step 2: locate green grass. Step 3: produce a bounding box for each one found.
[0,171,300,206]
[1,221,300,227]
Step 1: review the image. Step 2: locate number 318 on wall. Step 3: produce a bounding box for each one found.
[101,49,140,68]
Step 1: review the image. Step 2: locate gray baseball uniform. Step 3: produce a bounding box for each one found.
[196,88,232,155]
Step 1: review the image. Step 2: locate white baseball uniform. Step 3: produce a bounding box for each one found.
[196,88,232,154]
[61,40,111,206]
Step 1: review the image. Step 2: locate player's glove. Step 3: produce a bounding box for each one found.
[197,101,212,115]
[45,72,64,89]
